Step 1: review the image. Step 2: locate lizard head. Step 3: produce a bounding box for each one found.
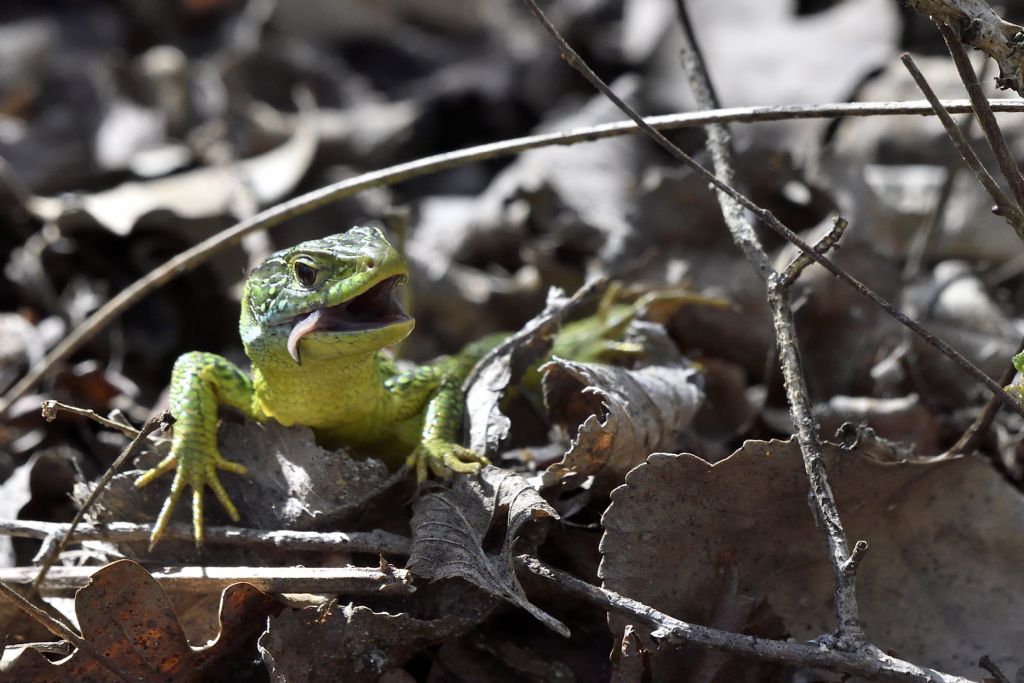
[240,226,414,365]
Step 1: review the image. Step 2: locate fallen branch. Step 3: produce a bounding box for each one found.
[517,557,974,683]
[0,518,411,556]
[0,563,414,597]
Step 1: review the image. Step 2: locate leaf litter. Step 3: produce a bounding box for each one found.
[2,1,1024,680]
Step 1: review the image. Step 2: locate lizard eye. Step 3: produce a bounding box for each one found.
[292,259,319,288]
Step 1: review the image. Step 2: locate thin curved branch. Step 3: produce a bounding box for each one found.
[3,99,1024,415]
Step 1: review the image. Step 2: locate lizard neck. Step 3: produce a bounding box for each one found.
[249,343,394,444]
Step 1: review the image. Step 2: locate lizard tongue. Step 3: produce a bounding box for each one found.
[287,308,323,364]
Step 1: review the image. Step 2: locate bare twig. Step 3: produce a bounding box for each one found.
[781,215,848,287]
[903,0,1024,96]
[947,338,1024,456]
[900,53,1024,235]
[979,655,1011,683]
[840,540,870,577]
[0,580,132,681]
[0,518,411,556]
[28,411,173,602]
[516,556,975,683]
[939,22,1024,213]
[3,99,1024,417]
[670,0,862,640]
[903,59,988,282]
[40,400,144,439]
[1,563,414,597]
[672,0,771,277]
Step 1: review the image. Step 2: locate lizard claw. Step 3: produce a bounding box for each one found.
[406,439,489,482]
[136,447,247,549]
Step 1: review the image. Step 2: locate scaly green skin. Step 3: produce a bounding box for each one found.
[136,227,491,547]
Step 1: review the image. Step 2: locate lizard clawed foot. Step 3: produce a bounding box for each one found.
[135,448,248,549]
[406,439,489,482]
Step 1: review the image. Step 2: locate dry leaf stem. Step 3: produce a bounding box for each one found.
[518,557,974,683]
[40,399,145,439]
[4,100,1024,417]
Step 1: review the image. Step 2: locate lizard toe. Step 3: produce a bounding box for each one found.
[135,452,178,489]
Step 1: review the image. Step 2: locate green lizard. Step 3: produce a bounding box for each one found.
[137,226,717,548]
[137,226,493,547]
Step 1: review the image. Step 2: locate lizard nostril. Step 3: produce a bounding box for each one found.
[366,258,376,269]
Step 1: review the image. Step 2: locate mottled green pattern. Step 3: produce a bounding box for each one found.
[136,227,489,547]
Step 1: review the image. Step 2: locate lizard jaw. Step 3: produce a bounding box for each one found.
[286,275,410,363]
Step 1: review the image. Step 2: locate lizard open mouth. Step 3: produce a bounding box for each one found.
[287,275,409,362]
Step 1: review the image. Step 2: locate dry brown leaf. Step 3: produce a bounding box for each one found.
[599,439,1024,680]
[541,356,702,490]
[84,420,396,562]
[259,592,489,683]
[408,466,566,636]
[0,559,280,682]
[464,281,604,457]
[27,104,316,235]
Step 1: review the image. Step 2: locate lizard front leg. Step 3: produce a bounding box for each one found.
[135,351,259,547]
[385,365,488,480]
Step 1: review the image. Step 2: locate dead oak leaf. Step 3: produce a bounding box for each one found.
[599,439,1024,680]
[1,559,280,682]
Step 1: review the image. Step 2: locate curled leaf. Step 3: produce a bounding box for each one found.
[408,467,566,636]
[542,355,702,489]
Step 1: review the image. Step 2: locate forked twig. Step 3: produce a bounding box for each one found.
[671,0,862,639]
[28,411,173,602]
